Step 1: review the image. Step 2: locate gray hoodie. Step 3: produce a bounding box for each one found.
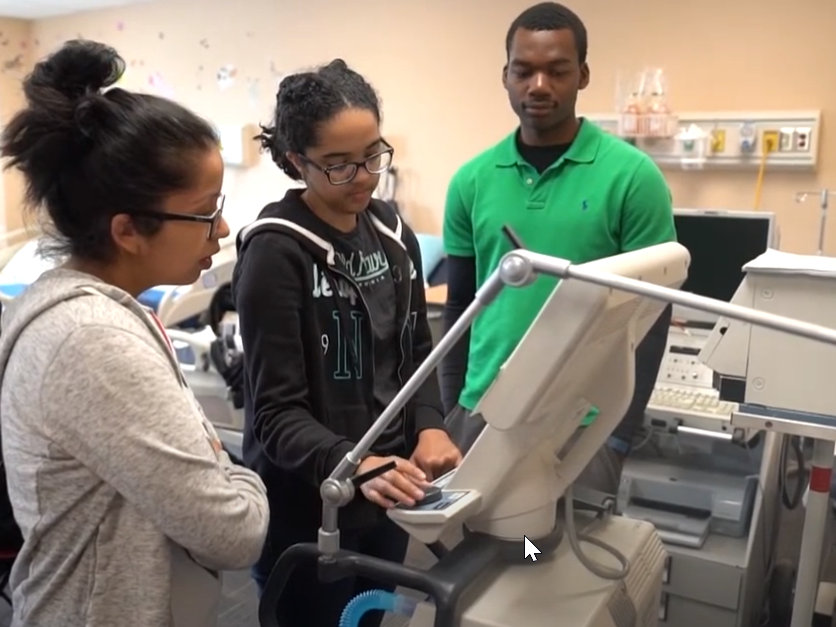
[0,268,269,627]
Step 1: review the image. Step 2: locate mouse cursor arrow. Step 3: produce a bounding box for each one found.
[523,536,541,562]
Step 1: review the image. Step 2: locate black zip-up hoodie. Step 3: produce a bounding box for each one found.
[231,189,445,534]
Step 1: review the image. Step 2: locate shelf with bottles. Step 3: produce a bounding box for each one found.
[617,112,679,139]
[616,68,677,139]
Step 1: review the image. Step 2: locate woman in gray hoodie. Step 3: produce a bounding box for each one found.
[0,39,269,627]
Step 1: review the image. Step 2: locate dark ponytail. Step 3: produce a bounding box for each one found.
[1,39,219,262]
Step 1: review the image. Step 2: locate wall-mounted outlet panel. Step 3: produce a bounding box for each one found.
[779,127,795,152]
[795,127,812,152]
[710,128,726,153]
[762,130,780,153]
[586,110,821,171]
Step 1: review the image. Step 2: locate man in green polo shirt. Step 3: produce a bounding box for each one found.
[440,2,676,495]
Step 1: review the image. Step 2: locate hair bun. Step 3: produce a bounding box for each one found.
[322,58,349,73]
[25,39,124,102]
[277,72,324,108]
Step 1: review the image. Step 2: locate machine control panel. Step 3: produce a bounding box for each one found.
[395,489,470,512]
[657,326,716,389]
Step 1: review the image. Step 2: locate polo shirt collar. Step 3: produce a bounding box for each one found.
[494,117,602,167]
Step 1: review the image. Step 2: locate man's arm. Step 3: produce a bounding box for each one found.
[440,256,476,414]
[620,156,676,253]
[612,156,676,452]
[610,304,671,448]
[440,168,477,414]
[400,225,446,434]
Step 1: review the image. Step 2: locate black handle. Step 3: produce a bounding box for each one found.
[502,224,527,250]
[258,543,456,627]
[259,531,523,627]
[350,459,396,489]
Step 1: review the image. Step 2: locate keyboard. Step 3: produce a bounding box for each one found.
[646,386,740,434]
[649,388,738,416]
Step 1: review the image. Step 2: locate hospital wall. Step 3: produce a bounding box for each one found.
[0,17,33,234]
[0,0,834,254]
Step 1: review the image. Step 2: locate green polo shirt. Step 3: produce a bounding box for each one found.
[444,119,675,415]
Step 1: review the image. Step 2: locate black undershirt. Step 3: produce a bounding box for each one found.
[514,131,572,173]
[328,213,400,423]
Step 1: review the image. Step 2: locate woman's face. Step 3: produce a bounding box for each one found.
[142,147,229,286]
[294,107,391,216]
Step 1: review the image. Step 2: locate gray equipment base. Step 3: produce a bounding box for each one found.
[623,432,782,627]
[658,534,755,627]
[616,440,758,549]
[407,515,666,627]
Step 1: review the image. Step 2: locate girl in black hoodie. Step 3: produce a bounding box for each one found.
[232,59,461,627]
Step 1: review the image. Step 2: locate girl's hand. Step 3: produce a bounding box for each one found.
[356,455,429,508]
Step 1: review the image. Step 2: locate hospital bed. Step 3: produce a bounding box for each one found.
[0,235,237,328]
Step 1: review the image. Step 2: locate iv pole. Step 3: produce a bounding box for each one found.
[784,187,833,627]
[795,188,832,255]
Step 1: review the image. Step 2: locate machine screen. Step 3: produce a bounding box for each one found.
[674,213,772,303]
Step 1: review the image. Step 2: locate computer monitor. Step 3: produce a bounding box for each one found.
[672,209,776,325]
[388,242,690,545]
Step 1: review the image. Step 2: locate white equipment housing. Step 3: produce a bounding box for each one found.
[388,242,690,627]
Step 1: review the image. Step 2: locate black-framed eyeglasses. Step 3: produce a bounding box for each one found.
[298,141,394,186]
[129,194,226,240]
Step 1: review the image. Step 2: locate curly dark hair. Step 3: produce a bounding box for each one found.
[0,39,219,261]
[256,59,381,180]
